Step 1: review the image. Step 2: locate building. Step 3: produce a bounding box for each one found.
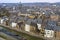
[0,18,4,24]
[44,20,56,38]
[44,29,54,38]
[37,19,42,30]
[37,23,41,30]
[0,17,9,25]
[44,25,55,38]
[54,26,60,38]
[25,24,30,32]
[24,19,38,33]
[25,19,32,32]
[11,22,17,28]
[45,20,60,39]
[50,14,59,21]
[17,21,25,30]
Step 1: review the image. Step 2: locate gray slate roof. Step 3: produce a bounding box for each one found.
[45,20,60,32]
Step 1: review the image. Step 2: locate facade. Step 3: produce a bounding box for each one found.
[0,19,4,24]
[17,21,25,30]
[24,19,38,32]
[37,23,42,30]
[11,22,17,28]
[50,14,59,21]
[44,29,54,38]
[0,18,8,25]
[25,24,30,32]
[55,31,60,38]
[25,23,38,33]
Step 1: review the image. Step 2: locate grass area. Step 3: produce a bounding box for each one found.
[0,25,45,40]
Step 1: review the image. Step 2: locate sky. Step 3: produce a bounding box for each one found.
[0,0,60,3]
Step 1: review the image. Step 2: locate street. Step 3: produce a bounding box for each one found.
[0,37,5,40]
[0,27,24,40]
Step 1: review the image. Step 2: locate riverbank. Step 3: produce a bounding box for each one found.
[0,24,45,40]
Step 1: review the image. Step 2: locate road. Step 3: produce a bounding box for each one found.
[0,27,24,40]
[0,37,5,40]
[0,24,44,40]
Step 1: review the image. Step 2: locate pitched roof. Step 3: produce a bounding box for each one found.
[45,20,60,32]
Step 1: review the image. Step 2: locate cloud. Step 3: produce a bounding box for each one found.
[0,0,60,3]
[0,0,20,3]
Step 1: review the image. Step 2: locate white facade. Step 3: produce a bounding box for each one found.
[0,19,4,24]
[37,23,41,30]
[25,24,30,32]
[43,12,45,14]
[44,29,54,38]
[5,18,9,20]
[11,22,17,28]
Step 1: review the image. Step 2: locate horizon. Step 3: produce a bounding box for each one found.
[0,0,60,3]
[0,2,60,3]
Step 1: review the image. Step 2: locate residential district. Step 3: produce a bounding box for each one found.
[0,3,60,40]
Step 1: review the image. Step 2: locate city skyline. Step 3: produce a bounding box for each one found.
[0,0,60,3]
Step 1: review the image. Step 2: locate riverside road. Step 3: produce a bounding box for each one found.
[0,27,24,40]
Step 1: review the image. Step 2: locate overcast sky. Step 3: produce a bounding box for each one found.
[0,0,60,3]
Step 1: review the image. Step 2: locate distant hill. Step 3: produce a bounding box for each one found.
[22,2,60,6]
[0,2,60,7]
